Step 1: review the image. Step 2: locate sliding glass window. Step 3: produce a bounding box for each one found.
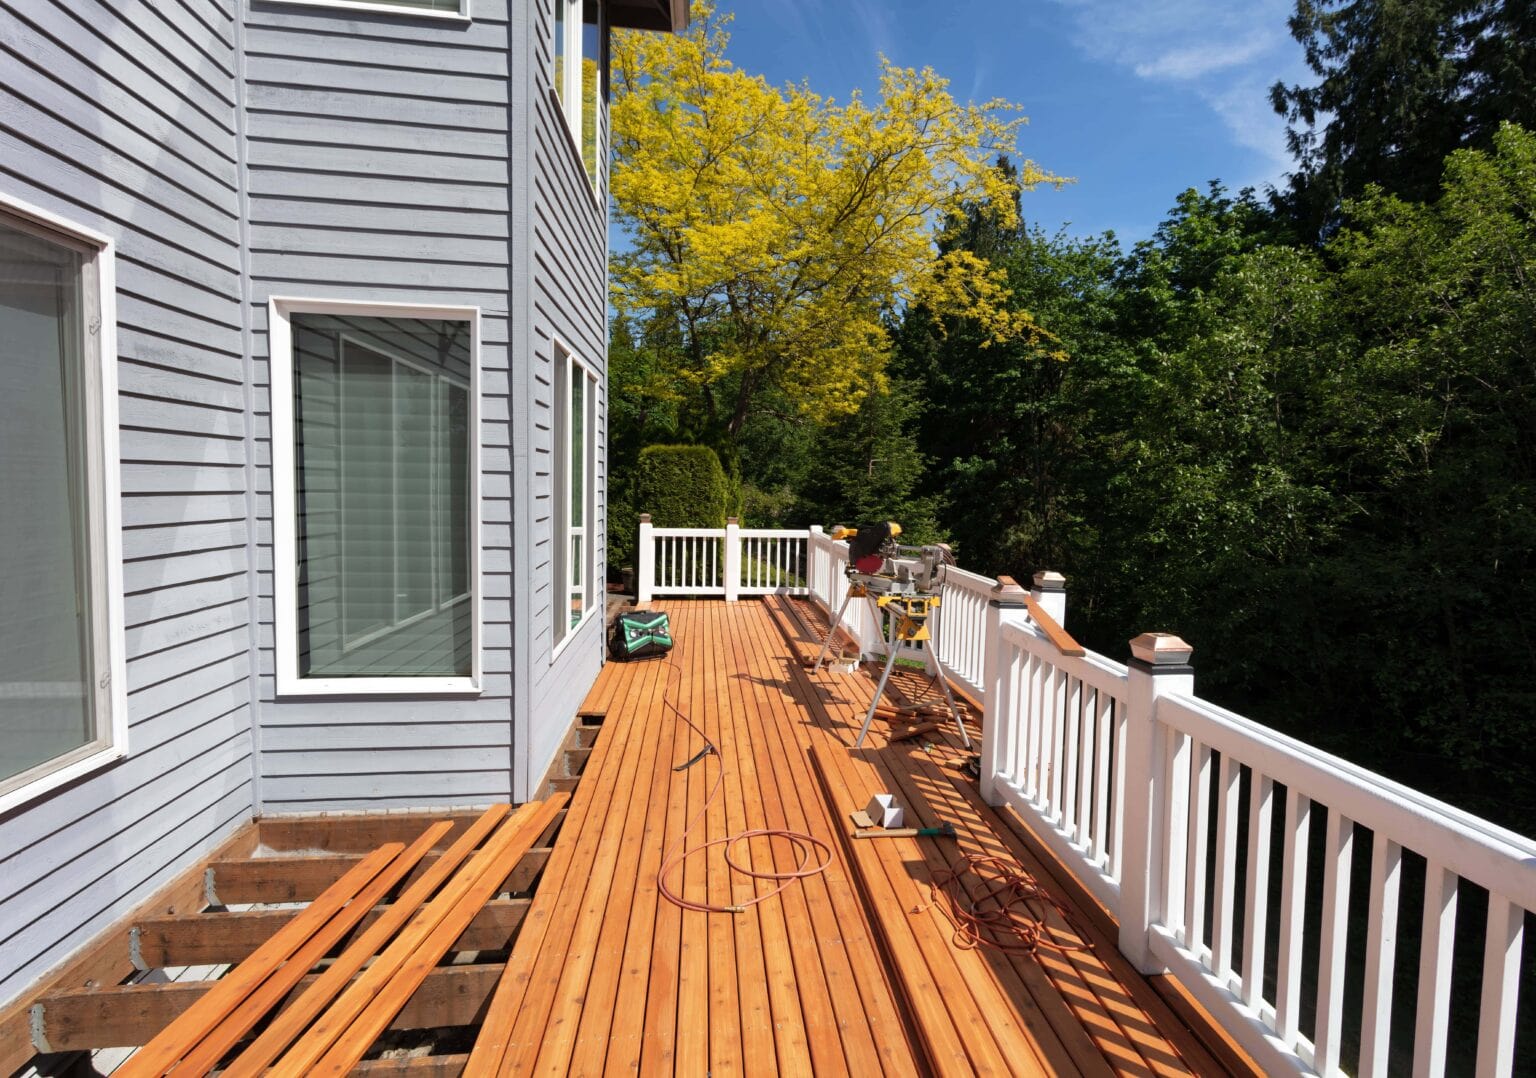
[272,302,479,694]
[553,343,597,652]
[0,199,124,811]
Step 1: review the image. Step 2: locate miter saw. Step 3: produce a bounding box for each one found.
[811,522,970,750]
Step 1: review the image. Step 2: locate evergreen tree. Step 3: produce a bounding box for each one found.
[1271,0,1536,238]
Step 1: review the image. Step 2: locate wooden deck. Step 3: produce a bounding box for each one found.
[467,598,1249,1077]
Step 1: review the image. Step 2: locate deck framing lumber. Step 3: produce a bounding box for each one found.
[35,964,503,1052]
[131,897,530,968]
[223,804,514,1076]
[205,847,553,905]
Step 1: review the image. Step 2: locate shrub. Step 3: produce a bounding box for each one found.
[633,444,731,528]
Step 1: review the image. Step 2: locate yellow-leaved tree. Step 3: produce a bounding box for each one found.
[610,3,1065,437]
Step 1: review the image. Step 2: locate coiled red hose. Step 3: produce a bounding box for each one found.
[656,659,832,914]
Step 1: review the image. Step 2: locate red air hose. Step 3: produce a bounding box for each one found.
[656,659,832,914]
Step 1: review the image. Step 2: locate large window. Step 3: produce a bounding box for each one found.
[553,343,597,652]
[270,300,479,695]
[0,197,125,812]
[554,0,605,190]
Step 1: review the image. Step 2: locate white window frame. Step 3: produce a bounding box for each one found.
[554,0,584,137]
[269,297,482,697]
[553,0,605,197]
[551,339,598,659]
[263,0,471,20]
[0,192,127,815]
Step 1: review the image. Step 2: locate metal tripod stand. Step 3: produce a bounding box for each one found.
[811,578,971,750]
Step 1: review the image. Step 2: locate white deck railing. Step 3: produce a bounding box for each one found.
[637,516,808,601]
[634,516,1535,1077]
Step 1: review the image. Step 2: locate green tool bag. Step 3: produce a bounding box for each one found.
[609,610,674,661]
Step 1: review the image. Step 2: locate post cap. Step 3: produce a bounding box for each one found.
[727,516,739,525]
[639,513,651,523]
[1129,632,1193,665]
[993,575,1029,601]
[1032,570,1067,592]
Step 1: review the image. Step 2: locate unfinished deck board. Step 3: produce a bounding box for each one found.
[733,602,932,1076]
[729,606,889,1077]
[776,594,1242,1078]
[225,806,514,1076]
[468,599,1245,1077]
[114,843,404,1077]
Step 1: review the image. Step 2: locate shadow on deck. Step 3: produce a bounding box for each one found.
[481,597,1257,1077]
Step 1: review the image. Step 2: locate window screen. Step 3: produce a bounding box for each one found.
[0,214,101,787]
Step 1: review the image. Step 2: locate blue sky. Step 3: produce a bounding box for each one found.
[716,0,1312,246]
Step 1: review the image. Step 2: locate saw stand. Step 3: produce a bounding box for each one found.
[811,576,970,750]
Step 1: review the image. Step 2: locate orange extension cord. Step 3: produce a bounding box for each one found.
[656,659,833,914]
[917,853,1090,956]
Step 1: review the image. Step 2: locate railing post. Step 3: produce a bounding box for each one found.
[980,576,1029,806]
[724,517,741,601]
[1119,631,1194,973]
[807,525,823,604]
[1031,570,1067,624]
[637,514,654,604]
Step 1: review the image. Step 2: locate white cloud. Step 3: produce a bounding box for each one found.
[1050,0,1307,184]
[1133,32,1274,81]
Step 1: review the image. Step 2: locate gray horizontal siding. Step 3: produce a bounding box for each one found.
[519,0,609,796]
[0,0,255,1009]
[244,0,517,813]
[0,0,624,1015]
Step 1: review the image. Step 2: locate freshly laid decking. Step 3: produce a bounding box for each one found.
[469,599,1249,1077]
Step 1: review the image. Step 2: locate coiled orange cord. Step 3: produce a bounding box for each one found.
[918,853,1089,955]
[656,659,832,914]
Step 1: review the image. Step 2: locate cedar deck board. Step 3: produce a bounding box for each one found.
[781,595,1256,1078]
[470,599,1251,1077]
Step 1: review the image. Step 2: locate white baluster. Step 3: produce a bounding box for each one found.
[1360,834,1402,1077]
[1315,810,1355,1075]
[1212,753,1241,982]
[1476,894,1524,1078]
[1414,863,1458,1078]
[1241,773,1274,1010]
[1276,789,1311,1047]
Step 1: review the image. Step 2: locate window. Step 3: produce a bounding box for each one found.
[0,196,126,813]
[553,344,597,652]
[553,0,606,190]
[270,299,480,696]
[265,0,470,18]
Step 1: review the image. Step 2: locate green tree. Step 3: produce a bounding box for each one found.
[1271,0,1536,237]
[1314,123,1536,814]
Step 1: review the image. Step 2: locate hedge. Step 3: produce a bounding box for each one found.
[634,444,731,529]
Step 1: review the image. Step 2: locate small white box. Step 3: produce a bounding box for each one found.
[865,793,904,830]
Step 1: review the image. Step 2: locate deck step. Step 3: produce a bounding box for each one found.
[561,746,593,775]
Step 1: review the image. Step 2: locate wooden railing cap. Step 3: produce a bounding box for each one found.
[1128,632,1193,665]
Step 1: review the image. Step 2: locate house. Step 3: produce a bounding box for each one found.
[0,0,686,1045]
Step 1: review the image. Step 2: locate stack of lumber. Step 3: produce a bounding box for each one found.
[112,796,566,1077]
